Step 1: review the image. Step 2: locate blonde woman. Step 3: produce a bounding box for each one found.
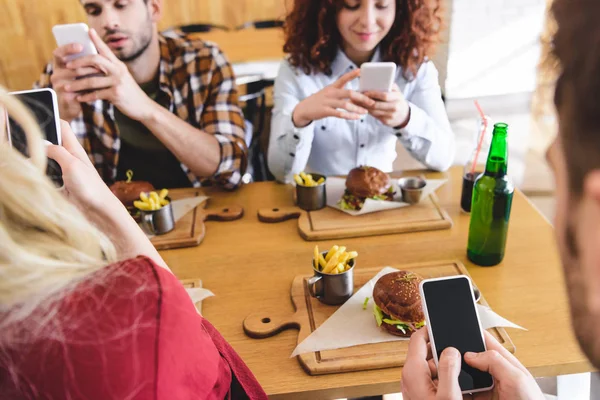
[0,89,267,399]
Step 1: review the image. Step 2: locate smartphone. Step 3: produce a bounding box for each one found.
[420,275,494,393]
[52,23,98,62]
[359,62,397,92]
[7,89,64,188]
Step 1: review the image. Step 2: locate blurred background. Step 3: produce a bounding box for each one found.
[0,0,556,220]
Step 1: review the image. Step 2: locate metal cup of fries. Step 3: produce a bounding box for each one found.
[308,245,357,305]
[294,172,327,211]
[135,189,175,235]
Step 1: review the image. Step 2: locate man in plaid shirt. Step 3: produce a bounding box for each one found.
[37,0,247,190]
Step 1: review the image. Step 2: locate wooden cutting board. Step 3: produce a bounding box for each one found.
[257,192,452,241]
[243,260,515,376]
[180,278,204,314]
[150,189,244,250]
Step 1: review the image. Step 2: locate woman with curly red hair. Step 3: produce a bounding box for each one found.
[269,0,455,182]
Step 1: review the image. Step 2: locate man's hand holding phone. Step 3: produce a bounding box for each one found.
[50,43,100,122]
[402,329,545,400]
[62,28,155,122]
[462,331,545,400]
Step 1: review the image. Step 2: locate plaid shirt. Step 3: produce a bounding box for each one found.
[36,31,247,189]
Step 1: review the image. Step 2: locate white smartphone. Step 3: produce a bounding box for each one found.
[359,62,397,92]
[419,275,494,394]
[52,23,98,62]
[7,89,64,188]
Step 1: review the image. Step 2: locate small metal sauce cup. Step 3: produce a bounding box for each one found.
[296,173,327,211]
[307,251,355,305]
[398,177,426,204]
[139,197,175,235]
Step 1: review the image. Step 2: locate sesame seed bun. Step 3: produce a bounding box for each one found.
[373,271,425,336]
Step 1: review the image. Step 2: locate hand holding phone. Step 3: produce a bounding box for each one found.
[357,62,410,128]
[359,62,396,92]
[7,89,64,188]
[420,276,494,394]
[292,69,374,127]
[51,23,101,121]
[403,327,545,400]
[52,23,98,63]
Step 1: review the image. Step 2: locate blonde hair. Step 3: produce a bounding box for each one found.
[0,87,117,337]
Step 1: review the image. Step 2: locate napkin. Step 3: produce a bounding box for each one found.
[172,196,209,221]
[143,196,208,238]
[325,177,447,216]
[291,267,525,357]
[185,286,214,316]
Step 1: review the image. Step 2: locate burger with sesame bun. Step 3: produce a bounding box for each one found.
[372,271,426,337]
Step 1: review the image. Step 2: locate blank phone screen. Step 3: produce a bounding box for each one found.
[422,277,493,391]
[9,91,63,187]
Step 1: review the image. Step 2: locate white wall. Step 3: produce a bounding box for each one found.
[445,0,546,99]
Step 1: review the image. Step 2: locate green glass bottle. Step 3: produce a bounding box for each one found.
[467,123,514,266]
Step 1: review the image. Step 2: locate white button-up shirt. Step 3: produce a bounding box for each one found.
[268,48,455,183]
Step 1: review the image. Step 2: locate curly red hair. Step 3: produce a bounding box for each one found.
[283,0,442,79]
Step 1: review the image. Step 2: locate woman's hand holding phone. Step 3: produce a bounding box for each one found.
[292,69,375,128]
[402,329,545,400]
[363,84,411,129]
[46,120,116,213]
[46,121,169,271]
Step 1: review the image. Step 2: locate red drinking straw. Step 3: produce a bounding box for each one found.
[470,100,488,176]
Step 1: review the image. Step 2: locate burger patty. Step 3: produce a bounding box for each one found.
[338,187,395,211]
[373,303,425,335]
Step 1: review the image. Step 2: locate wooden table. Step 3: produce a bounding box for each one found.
[160,167,592,399]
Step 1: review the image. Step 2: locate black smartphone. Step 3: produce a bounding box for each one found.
[7,88,63,187]
[419,275,494,393]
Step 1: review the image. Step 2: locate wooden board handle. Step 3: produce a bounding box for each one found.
[205,205,244,221]
[257,207,302,223]
[243,310,300,339]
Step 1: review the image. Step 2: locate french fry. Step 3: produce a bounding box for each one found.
[329,249,344,265]
[323,253,340,274]
[318,254,327,270]
[299,172,309,182]
[325,245,339,261]
[317,177,325,184]
[133,200,153,211]
[150,191,160,205]
[312,244,358,274]
[305,175,315,186]
[338,253,349,265]
[135,189,170,211]
[294,174,304,185]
